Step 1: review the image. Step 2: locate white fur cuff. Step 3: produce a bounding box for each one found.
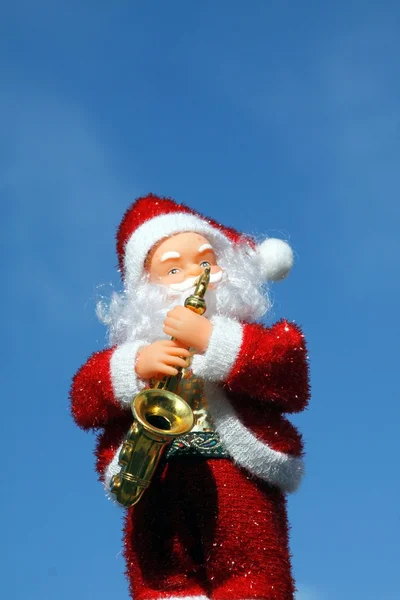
[191,316,243,382]
[103,443,124,503]
[110,341,146,407]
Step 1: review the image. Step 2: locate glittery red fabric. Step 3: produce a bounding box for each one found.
[95,419,131,475]
[70,348,126,430]
[70,319,310,600]
[225,320,309,413]
[123,458,295,600]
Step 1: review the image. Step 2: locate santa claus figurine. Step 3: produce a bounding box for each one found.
[70,194,310,600]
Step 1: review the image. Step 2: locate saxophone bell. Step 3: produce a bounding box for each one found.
[110,389,193,506]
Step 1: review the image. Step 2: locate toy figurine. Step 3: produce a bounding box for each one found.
[70,194,310,600]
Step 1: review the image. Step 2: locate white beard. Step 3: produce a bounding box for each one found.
[97,243,270,347]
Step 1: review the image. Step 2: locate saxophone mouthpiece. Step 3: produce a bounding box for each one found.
[184,266,211,314]
[194,266,211,299]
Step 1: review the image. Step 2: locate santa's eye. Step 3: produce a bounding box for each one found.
[200,261,211,268]
[168,268,181,275]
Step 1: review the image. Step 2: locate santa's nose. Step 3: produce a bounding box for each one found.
[185,264,203,277]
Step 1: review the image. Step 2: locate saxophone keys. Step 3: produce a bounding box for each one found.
[183,367,193,380]
[110,474,122,493]
[119,441,134,465]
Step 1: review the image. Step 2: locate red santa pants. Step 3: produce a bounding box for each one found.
[123,457,295,600]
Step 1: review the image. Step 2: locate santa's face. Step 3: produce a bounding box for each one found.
[146,232,223,291]
[98,230,269,346]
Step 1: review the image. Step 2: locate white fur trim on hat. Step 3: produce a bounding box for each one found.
[257,238,294,281]
[124,212,232,286]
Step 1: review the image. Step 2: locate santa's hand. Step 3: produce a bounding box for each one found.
[135,340,191,380]
[163,306,213,352]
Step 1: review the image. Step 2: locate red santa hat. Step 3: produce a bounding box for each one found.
[117,194,294,286]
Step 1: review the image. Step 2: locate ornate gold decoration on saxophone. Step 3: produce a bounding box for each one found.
[110,266,211,507]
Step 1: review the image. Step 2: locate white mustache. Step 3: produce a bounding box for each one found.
[168,270,223,292]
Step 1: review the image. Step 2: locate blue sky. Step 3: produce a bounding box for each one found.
[2,2,400,599]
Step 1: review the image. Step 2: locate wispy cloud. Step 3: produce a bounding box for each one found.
[1,81,137,333]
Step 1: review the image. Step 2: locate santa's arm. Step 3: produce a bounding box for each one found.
[70,341,146,430]
[191,318,310,412]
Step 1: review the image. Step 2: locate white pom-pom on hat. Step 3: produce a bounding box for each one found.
[257,238,294,281]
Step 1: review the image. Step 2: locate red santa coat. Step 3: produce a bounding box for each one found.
[71,317,309,492]
[71,316,309,600]
[71,316,309,495]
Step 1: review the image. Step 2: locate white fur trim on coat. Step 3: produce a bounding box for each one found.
[191,316,243,381]
[103,442,123,503]
[205,383,304,493]
[105,367,303,500]
[124,212,232,286]
[110,341,146,407]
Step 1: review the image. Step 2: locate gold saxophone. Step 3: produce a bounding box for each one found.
[110,266,211,507]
